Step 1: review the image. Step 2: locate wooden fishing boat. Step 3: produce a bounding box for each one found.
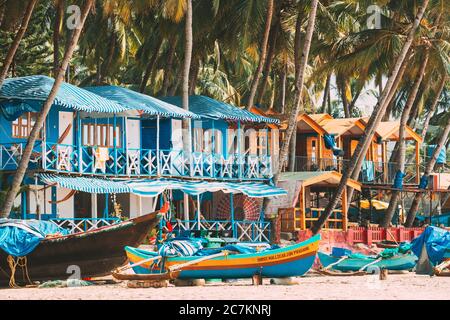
[121,234,320,280]
[0,212,159,286]
[318,251,417,272]
[375,240,400,249]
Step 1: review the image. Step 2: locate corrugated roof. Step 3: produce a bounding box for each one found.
[84,85,199,119]
[0,75,127,113]
[160,95,280,124]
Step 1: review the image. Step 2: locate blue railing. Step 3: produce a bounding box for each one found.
[48,217,121,233]
[168,220,271,243]
[0,141,272,180]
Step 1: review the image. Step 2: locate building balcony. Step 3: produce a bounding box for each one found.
[0,141,272,181]
[286,156,424,185]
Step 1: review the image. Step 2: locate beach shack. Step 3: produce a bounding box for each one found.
[0,77,287,242]
[269,171,361,232]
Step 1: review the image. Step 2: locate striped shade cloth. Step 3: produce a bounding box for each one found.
[84,85,200,119]
[39,174,287,198]
[0,75,127,114]
[160,95,280,124]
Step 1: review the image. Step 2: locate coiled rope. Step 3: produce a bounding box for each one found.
[7,255,32,288]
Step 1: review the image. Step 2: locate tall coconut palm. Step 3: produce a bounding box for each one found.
[311,0,430,235]
[278,0,319,174]
[421,75,447,138]
[0,0,95,218]
[0,0,38,86]
[405,117,450,227]
[246,0,274,110]
[381,48,430,227]
[182,0,193,152]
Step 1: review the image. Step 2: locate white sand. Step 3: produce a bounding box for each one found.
[0,273,449,300]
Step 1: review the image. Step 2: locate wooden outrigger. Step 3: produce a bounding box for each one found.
[113,235,320,281]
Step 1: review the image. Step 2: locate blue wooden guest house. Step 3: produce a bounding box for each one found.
[0,75,286,242]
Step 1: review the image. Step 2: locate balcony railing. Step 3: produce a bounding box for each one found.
[48,217,121,233]
[287,156,424,185]
[0,141,272,180]
[170,220,271,243]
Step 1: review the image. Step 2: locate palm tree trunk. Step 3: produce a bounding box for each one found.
[346,55,410,206]
[280,62,287,114]
[188,58,199,95]
[321,74,331,113]
[0,0,94,218]
[246,0,274,110]
[0,0,38,86]
[181,0,193,153]
[311,0,429,235]
[381,50,429,227]
[421,75,446,138]
[257,21,279,105]
[139,38,163,93]
[405,119,450,227]
[53,0,64,78]
[276,0,318,177]
[161,36,178,96]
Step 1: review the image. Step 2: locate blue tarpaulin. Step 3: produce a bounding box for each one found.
[323,134,344,156]
[0,219,68,257]
[411,226,450,265]
[427,145,447,165]
[393,170,406,189]
[362,160,374,182]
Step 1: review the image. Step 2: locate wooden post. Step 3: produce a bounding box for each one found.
[230,193,236,238]
[382,141,387,183]
[196,194,201,231]
[301,186,306,230]
[77,112,82,174]
[415,141,420,184]
[252,274,263,286]
[342,186,348,231]
[113,114,118,175]
[184,193,189,229]
[156,115,161,176]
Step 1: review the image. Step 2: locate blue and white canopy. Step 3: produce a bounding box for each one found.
[40,174,287,198]
[0,75,127,120]
[84,86,200,119]
[40,174,131,194]
[160,95,280,124]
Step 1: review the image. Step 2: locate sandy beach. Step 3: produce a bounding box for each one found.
[0,273,449,300]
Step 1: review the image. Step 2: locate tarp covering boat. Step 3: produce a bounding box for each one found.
[0,219,68,257]
[411,226,450,266]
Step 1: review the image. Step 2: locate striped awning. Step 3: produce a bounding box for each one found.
[0,76,127,116]
[126,179,287,198]
[84,86,200,119]
[160,95,280,124]
[40,174,131,194]
[39,175,287,198]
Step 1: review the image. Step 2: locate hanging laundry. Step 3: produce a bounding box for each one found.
[94,147,110,173]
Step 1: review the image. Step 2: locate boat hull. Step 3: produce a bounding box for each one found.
[126,234,320,279]
[0,212,159,286]
[318,252,417,272]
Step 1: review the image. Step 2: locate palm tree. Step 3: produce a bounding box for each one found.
[182,0,193,152]
[52,0,65,78]
[275,0,319,179]
[0,0,95,218]
[381,48,430,227]
[0,0,38,86]
[405,118,450,226]
[310,0,430,235]
[246,0,274,110]
[421,75,447,138]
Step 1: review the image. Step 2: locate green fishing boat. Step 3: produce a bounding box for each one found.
[318,251,417,272]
